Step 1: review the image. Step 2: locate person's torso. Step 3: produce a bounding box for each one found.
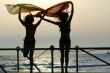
[58,22,71,39]
[25,24,36,40]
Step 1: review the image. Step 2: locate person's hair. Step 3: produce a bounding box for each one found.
[24,14,34,23]
[59,12,69,22]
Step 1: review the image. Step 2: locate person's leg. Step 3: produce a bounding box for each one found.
[30,49,34,73]
[60,49,64,73]
[65,49,70,73]
[23,41,29,57]
[29,41,35,73]
[65,39,71,73]
[23,48,29,57]
[60,39,65,73]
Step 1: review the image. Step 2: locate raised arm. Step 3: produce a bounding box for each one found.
[42,17,59,25]
[18,6,26,26]
[34,14,45,27]
[68,2,74,22]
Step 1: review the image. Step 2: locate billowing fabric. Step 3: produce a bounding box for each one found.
[6,1,70,17]
[6,4,45,14]
[35,1,70,17]
[45,1,70,17]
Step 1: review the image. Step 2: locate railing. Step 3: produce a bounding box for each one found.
[75,46,110,73]
[0,46,110,73]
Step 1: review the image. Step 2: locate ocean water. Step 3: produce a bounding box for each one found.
[0,50,110,72]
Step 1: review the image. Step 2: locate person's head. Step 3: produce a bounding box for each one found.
[24,14,34,24]
[58,12,69,22]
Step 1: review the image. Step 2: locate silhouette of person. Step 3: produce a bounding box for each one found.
[18,7,45,73]
[40,1,73,73]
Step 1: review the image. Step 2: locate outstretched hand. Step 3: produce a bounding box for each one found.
[18,4,22,14]
[34,12,42,17]
[34,10,47,17]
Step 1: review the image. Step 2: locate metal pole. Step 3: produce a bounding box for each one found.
[16,46,20,72]
[81,48,110,66]
[50,45,54,73]
[75,45,79,73]
[0,65,7,73]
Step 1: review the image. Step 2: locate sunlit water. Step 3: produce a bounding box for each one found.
[0,50,110,72]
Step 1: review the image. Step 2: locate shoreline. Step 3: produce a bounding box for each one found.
[0,71,109,73]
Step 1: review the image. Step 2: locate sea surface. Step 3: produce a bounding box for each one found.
[0,50,110,72]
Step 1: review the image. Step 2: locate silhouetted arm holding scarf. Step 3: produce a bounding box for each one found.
[18,6,26,27]
[67,2,74,23]
[34,14,45,27]
[41,1,74,25]
[41,16,59,25]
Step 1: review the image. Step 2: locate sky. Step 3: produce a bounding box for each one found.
[0,0,110,48]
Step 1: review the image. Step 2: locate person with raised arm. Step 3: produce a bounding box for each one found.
[18,7,45,73]
[40,1,74,73]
